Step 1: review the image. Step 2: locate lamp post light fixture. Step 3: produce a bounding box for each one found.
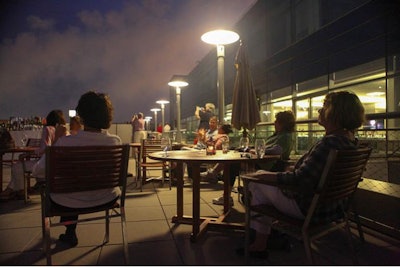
[156,100,169,132]
[168,76,188,143]
[201,29,239,123]
[150,108,161,132]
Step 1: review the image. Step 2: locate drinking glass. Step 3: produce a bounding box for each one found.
[222,137,230,154]
[239,136,249,152]
[160,136,171,157]
[255,138,266,159]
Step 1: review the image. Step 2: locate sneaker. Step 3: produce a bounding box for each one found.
[212,196,234,206]
[200,170,218,184]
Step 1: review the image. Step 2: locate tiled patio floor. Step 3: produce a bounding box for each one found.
[0,159,399,265]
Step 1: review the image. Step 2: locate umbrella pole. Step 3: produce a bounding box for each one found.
[242,128,248,138]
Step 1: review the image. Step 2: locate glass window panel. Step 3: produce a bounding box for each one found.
[330,58,385,88]
[311,95,324,118]
[387,77,400,113]
[271,100,293,121]
[296,99,310,120]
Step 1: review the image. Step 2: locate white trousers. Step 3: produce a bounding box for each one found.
[133,131,147,143]
[248,182,304,235]
[9,160,37,191]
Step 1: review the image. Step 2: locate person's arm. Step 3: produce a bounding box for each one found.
[265,144,283,155]
[194,106,201,119]
[277,138,331,191]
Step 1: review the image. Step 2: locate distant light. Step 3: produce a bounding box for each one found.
[150,108,161,112]
[201,30,239,45]
[156,100,170,105]
[69,110,76,117]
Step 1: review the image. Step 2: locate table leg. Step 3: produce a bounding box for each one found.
[0,153,3,192]
[191,163,201,241]
[222,163,231,214]
[176,162,184,219]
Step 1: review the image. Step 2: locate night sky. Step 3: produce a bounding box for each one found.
[0,0,256,123]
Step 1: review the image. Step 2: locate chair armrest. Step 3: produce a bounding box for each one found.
[241,174,302,192]
[241,174,279,186]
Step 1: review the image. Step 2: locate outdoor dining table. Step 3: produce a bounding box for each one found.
[148,149,280,242]
[0,146,37,191]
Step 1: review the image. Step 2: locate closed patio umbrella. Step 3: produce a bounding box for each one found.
[231,40,260,138]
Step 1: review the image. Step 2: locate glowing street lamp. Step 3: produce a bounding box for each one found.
[168,75,188,143]
[156,100,169,132]
[201,29,239,123]
[150,108,161,132]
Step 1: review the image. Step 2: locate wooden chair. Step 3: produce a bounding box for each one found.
[241,147,372,265]
[137,139,170,191]
[40,145,130,265]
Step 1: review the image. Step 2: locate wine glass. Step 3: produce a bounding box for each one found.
[255,138,266,159]
[239,136,249,152]
[160,136,171,157]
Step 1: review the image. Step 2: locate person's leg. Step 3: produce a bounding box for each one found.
[0,161,36,200]
[248,182,304,251]
[211,163,240,205]
[58,215,78,246]
[200,163,221,183]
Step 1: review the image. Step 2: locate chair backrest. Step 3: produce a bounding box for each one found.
[140,139,163,161]
[307,147,372,222]
[26,138,41,147]
[45,145,130,194]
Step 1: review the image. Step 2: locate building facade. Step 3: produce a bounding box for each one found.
[167,0,400,182]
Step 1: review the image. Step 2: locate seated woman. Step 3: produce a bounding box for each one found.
[202,112,296,206]
[238,91,365,259]
[254,110,296,172]
[200,124,237,205]
[32,91,122,247]
[0,110,68,201]
[69,115,83,135]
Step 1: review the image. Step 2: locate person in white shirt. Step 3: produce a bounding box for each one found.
[32,91,122,247]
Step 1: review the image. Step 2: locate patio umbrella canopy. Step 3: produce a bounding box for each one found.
[231,40,260,136]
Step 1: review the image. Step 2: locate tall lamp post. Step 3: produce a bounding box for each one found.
[168,76,188,143]
[156,100,169,132]
[201,29,239,123]
[150,108,161,132]
[144,116,152,131]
